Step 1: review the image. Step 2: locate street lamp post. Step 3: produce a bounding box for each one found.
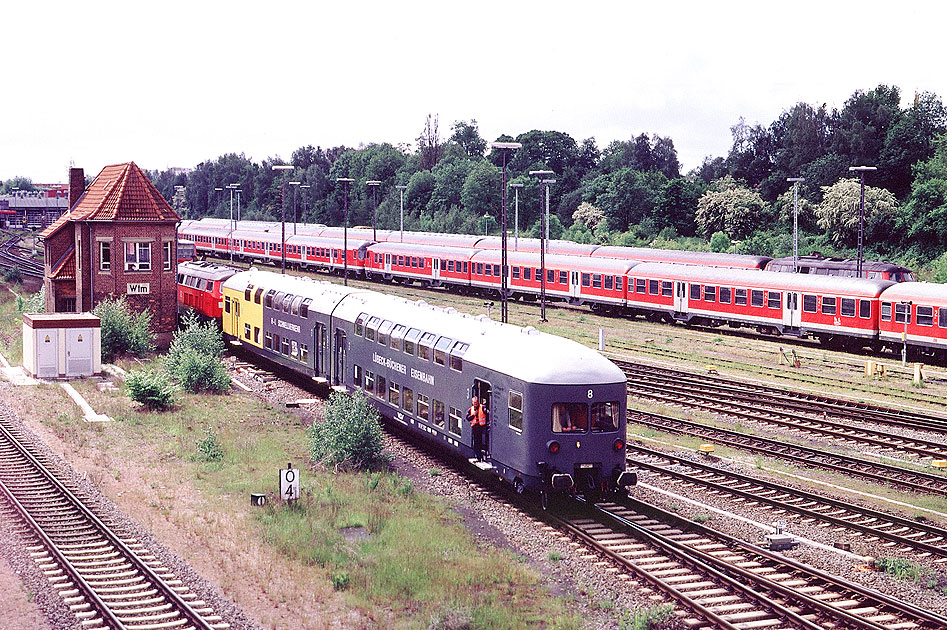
[300,184,310,226]
[509,182,523,251]
[236,189,242,222]
[272,165,293,273]
[529,170,555,322]
[395,185,407,242]
[848,166,877,279]
[366,180,381,241]
[900,300,913,367]
[490,141,522,324]
[787,177,805,272]
[227,183,239,263]
[337,178,354,285]
[289,181,301,235]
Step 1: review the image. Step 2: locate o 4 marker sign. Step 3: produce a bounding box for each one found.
[280,465,300,503]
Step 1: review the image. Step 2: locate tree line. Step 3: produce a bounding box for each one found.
[6,84,947,277]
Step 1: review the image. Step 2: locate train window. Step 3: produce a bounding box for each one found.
[281,337,290,355]
[398,255,405,266]
[704,286,717,302]
[662,281,672,297]
[291,340,299,358]
[433,337,453,366]
[881,302,892,321]
[449,341,469,372]
[547,269,554,283]
[917,306,934,326]
[272,292,285,310]
[509,391,523,432]
[767,291,781,309]
[402,386,414,412]
[524,268,532,281]
[404,328,421,355]
[859,300,870,319]
[449,260,456,272]
[449,406,462,435]
[648,279,659,295]
[636,278,646,293]
[417,394,429,421]
[604,276,613,290]
[291,296,303,316]
[224,297,231,314]
[282,294,294,312]
[560,271,568,284]
[197,279,207,290]
[264,332,272,349]
[592,274,602,289]
[419,332,437,360]
[939,308,947,328]
[244,323,251,340]
[894,302,912,324]
[822,297,837,315]
[485,264,493,276]
[365,316,381,342]
[376,375,386,398]
[254,327,260,344]
[512,266,520,279]
[365,370,375,392]
[244,285,253,301]
[433,400,446,428]
[476,263,484,275]
[299,299,311,318]
[354,313,367,337]
[300,343,308,362]
[552,402,588,433]
[353,365,362,388]
[751,290,764,307]
[841,298,856,318]
[803,294,817,312]
[690,284,701,300]
[378,320,393,345]
[388,382,400,407]
[535,268,542,280]
[581,273,591,287]
[591,402,619,432]
[390,324,407,351]
[177,273,184,284]
[463,262,469,273]
[254,287,263,304]
[719,287,732,304]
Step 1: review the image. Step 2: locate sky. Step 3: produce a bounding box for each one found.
[4,0,945,184]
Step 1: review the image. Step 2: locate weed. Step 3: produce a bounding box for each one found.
[331,571,350,591]
[875,557,922,581]
[428,606,472,630]
[196,427,224,463]
[429,468,442,477]
[548,551,564,562]
[619,604,675,630]
[692,514,711,524]
[366,471,383,491]
[398,479,414,497]
[755,456,764,469]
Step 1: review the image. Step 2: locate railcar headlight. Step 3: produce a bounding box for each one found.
[613,438,625,452]
[547,440,560,454]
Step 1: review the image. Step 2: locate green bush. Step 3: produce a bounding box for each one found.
[15,286,45,314]
[172,348,231,393]
[2,265,23,284]
[196,427,224,462]
[308,391,386,470]
[126,369,178,411]
[94,297,154,361]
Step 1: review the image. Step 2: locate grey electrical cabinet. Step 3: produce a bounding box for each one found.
[22,313,101,378]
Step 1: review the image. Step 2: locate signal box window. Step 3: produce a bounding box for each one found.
[509,391,523,432]
[552,403,587,433]
[125,242,151,271]
[449,406,462,436]
[822,297,837,315]
[751,289,764,307]
[591,402,619,432]
[99,242,111,271]
[735,288,748,306]
[803,294,817,313]
[917,306,934,327]
[881,302,891,321]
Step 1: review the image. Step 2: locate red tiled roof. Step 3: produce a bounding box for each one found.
[49,247,75,280]
[41,162,180,238]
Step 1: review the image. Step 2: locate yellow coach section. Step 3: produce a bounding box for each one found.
[221,273,265,349]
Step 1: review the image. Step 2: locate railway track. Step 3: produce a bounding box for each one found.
[621,366,947,463]
[557,495,947,630]
[627,410,947,498]
[627,443,947,562]
[0,413,228,629]
[0,232,44,278]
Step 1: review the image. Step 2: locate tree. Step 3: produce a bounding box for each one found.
[709,231,731,252]
[725,118,775,191]
[450,119,487,160]
[0,176,36,194]
[597,169,667,231]
[572,202,606,231]
[405,170,435,215]
[896,136,947,252]
[879,91,947,199]
[695,179,773,239]
[461,161,500,217]
[426,157,474,215]
[815,178,899,248]
[658,178,703,236]
[417,114,443,171]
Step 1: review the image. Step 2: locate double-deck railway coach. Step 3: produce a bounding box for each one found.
[220,268,636,500]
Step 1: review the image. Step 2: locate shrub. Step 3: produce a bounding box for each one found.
[94,297,155,361]
[196,427,224,462]
[171,348,231,393]
[308,391,385,470]
[2,265,22,284]
[16,286,45,313]
[126,370,178,411]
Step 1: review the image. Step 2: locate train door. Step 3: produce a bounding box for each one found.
[432,258,439,281]
[675,281,688,313]
[227,296,239,336]
[314,323,328,377]
[783,292,801,328]
[333,328,346,385]
[570,271,581,299]
[384,253,392,273]
[472,379,492,457]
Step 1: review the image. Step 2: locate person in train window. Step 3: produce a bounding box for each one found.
[467,396,488,461]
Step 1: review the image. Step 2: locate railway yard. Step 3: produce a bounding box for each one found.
[1,232,947,629]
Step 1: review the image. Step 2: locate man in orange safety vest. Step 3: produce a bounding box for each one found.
[467,395,488,461]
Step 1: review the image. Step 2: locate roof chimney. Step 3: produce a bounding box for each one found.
[69,167,85,211]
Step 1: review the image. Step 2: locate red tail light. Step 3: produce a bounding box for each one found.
[547,440,561,454]
[613,439,625,452]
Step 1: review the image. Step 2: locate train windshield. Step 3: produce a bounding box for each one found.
[552,403,588,433]
[591,402,619,432]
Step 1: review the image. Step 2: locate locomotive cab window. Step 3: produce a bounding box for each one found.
[591,402,619,432]
[390,324,407,351]
[433,336,453,366]
[552,403,588,433]
[449,341,469,371]
[404,328,421,355]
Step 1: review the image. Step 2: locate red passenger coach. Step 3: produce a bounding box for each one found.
[878,283,947,359]
[594,246,770,270]
[177,261,238,320]
[364,242,474,287]
[625,263,893,345]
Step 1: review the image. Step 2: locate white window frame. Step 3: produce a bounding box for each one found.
[99,241,111,271]
[125,242,152,271]
[163,241,173,271]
